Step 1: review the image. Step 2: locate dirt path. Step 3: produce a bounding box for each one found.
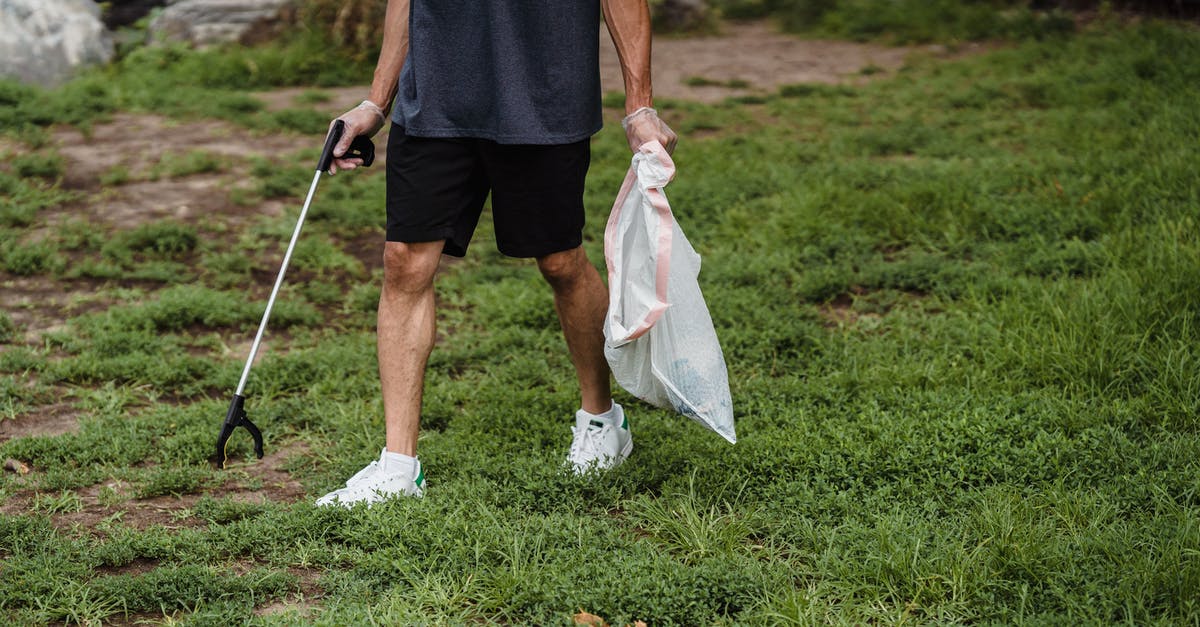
[50,114,305,230]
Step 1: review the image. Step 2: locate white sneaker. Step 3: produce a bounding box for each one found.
[566,403,632,474]
[315,449,425,507]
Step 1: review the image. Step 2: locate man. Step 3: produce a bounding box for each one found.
[316,0,677,507]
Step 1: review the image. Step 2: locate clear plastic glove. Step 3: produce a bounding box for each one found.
[328,100,385,174]
[622,106,678,155]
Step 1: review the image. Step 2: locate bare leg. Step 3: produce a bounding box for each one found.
[537,246,613,414]
[378,240,445,456]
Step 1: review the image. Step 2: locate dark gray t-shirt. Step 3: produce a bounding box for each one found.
[390,0,603,145]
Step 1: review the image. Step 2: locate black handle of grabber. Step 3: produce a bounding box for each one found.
[211,394,264,469]
[317,120,375,172]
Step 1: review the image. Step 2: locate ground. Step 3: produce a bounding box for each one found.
[0,25,979,621]
[4,16,1197,625]
[0,17,960,606]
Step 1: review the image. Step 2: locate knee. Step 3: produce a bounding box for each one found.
[536,247,587,289]
[382,242,440,293]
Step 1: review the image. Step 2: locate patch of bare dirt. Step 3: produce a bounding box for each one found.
[46,114,304,234]
[818,291,879,329]
[817,287,932,329]
[251,86,370,116]
[53,487,206,533]
[77,175,285,228]
[96,557,160,577]
[0,441,313,536]
[251,565,324,617]
[0,401,79,440]
[0,484,202,533]
[1,276,108,344]
[55,114,308,191]
[218,440,310,503]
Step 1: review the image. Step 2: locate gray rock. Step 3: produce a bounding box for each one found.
[0,0,114,86]
[149,0,291,46]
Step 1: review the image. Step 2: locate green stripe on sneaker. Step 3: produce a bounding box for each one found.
[415,467,424,488]
[621,416,629,430]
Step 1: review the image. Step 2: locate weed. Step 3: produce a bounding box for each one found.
[2,239,65,276]
[684,76,752,89]
[96,485,124,508]
[252,157,313,198]
[200,250,253,287]
[626,475,761,564]
[227,186,261,207]
[192,496,269,525]
[0,346,44,373]
[56,219,106,251]
[102,221,199,262]
[147,150,225,180]
[259,107,331,134]
[0,171,74,227]
[0,311,15,343]
[136,465,211,498]
[100,164,131,187]
[293,89,332,105]
[292,235,364,277]
[31,490,84,514]
[11,152,64,179]
[31,579,125,625]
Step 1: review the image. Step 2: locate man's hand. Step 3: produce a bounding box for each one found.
[328,100,386,174]
[622,107,677,154]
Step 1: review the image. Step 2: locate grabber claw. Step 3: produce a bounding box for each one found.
[213,121,374,470]
[211,394,264,469]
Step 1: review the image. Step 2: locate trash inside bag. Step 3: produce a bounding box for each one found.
[603,141,736,444]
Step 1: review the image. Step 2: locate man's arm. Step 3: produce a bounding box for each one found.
[601,0,653,114]
[330,0,411,173]
[601,0,677,153]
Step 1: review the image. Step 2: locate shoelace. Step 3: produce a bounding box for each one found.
[568,424,609,461]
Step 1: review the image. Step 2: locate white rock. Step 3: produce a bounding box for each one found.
[149,0,291,46]
[0,0,115,86]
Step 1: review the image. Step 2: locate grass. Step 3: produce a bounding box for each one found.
[0,32,367,139]
[713,0,1076,43]
[684,75,753,89]
[146,150,226,180]
[1,16,1199,625]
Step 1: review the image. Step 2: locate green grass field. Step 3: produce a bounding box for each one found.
[2,17,1199,625]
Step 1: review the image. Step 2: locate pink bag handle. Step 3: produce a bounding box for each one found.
[604,141,676,343]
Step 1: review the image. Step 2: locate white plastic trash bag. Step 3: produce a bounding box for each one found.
[603,141,736,444]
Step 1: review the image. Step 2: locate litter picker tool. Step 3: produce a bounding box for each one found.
[212,120,375,469]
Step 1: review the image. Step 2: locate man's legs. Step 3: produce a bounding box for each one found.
[378,240,445,455]
[536,246,612,414]
[540,246,633,473]
[314,239,443,507]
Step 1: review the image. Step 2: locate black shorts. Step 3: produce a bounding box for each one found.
[385,127,591,258]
